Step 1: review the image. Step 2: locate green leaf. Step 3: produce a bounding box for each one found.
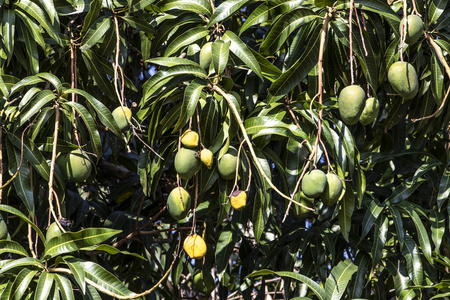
[208,0,248,26]
[81,0,101,35]
[215,223,238,274]
[80,16,112,51]
[430,53,444,104]
[64,88,122,137]
[430,210,445,253]
[7,133,51,183]
[164,27,209,57]
[120,16,156,33]
[158,0,213,16]
[9,75,45,96]
[244,116,308,141]
[174,78,206,131]
[22,24,40,74]
[403,233,423,286]
[53,274,75,300]
[412,159,442,183]
[386,257,411,296]
[35,272,55,300]
[324,259,358,300]
[63,101,102,159]
[437,161,450,210]
[44,228,121,258]
[371,214,388,267]
[212,40,230,75]
[6,141,35,215]
[428,0,447,25]
[260,8,318,55]
[81,50,116,101]
[349,252,371,298]
[385,179,425,205]
[360,199,384,240]
[387,204,405,248]
[80,261,137,297]
[338,182,355,242]
[222,31,263,80]
[10,268,38,300]
[0,241,29,257]
[269,26,320,96]
[63,256,86,294]
[142,65,207,101]
[79,244,146,259]
[14,0,62,45]
[0,257,44,274]
[397,203,433,264]
[15,10,46,49]
[2,10,15,62]
[147,57,202,68]
[130,0,156,12]
[335,0,401,36]
[19,90,56,126]
[247,269,325,300]
[0,205,45,243]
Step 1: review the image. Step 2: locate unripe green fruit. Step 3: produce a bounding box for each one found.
[199,42,213,69]
[359,97,380,125]
[400,15,423,45]
[338,85,366,125]
[56,149,93,183]
[218,147,238,180]
[193,270,215,294]
[174,148,201,180]
[292,192,314,218]
[0,215,8,240]
[301,169,327,198]
[321,173,343,206]
[46,222,62,242]
[112,106,132,131]
[388,61,419,99]
[167,187,192,220]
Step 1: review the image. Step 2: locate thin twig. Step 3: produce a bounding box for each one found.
[48,102,62,226]
[411,0,421,17]
[354,5,368,56]
[28,224,36,258]
[349,0,355,84]
[400,0,408,61]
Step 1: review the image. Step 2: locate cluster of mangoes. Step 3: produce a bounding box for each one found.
[294,170,344,217]
[338,15,422,126]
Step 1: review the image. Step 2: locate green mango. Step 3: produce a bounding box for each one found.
[388,61,419,99]
[359,97,380,125]
[400,15,423,45]
[338,85,366,125]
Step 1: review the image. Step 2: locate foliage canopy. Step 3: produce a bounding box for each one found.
[1,0,450,299]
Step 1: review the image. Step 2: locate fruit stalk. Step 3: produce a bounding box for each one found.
[212,86,313,211]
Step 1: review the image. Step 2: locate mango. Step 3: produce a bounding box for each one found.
[321,173,343,206]
[218,147,238,180]
[301,169,327,198]
[400,15,423,45]
[181,130,199,148]
[230,190,247,211]
[0,215,8,240]
[184,234,207,259]
[388,61,419,99]
[167,187,191,220]
[359,97,380,125]
[338,85,366,125]
[193,270,215,294]
[199,42,213,69]
[200,148,213,169]
[56,149,93,183]
[174,148,200,180]
[112,106,132,132]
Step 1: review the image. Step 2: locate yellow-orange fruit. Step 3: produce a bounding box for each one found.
[230,190,247,211]
[183,234,207,259]
[181,130,199,148]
